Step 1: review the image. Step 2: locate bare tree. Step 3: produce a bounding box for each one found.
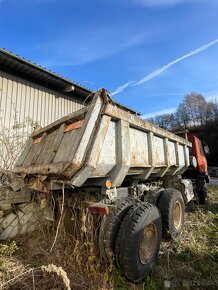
[175,102,190,129]
[206,100,218,122]
[148,92,218,130]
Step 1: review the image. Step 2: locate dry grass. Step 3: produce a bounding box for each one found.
[139,184,218,290]
[0,212,113,290]
[0,185,218,290]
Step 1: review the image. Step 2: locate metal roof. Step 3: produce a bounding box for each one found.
[0,48,139,115]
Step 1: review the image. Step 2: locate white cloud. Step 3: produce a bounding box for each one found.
[111,39,218,96]
[35,26,148,67]
[131,0,186,6]
[128,0,212,7]
[110,81,136,96]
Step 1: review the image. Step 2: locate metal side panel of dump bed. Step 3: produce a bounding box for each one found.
[14,89,191,191]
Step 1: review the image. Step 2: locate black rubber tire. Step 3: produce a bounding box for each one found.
[196,178,208,205]
[99,197,138,260]
[115,202,162,282]
[157,188,185,240]
[147,188,165,206]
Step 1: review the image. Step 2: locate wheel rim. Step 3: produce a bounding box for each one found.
[139,222,157,264]
[173,201,182,230]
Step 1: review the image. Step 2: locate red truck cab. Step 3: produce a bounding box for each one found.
[182,133,210,204]
[188,133,208,175]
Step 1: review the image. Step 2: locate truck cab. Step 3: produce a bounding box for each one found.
[188,133,209,176]
[183,133,210,204]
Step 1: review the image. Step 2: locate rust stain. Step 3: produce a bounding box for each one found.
[14,161,71,176]
[105,103,191,146]
[64,161,82,177]
[64,119,84,132]
[34,125,42,132]
[33,136,43,144]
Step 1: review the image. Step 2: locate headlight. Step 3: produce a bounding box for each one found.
[190,156,197,168]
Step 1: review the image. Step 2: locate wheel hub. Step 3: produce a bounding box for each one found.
[138,222,157,264]
[173,201,182,230]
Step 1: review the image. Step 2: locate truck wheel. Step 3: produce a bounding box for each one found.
[196,178,208,205]
[146,188,165,206]
[99,197,138,260]
[157,188,185,240]
[115,202,162,282]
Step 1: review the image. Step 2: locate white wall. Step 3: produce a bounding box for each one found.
[0,70,85,169]
[0,71,84,131]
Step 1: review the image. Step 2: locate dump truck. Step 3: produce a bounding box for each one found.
[12,89,210,282]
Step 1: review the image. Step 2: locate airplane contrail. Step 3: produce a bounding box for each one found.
[111,39,218,96]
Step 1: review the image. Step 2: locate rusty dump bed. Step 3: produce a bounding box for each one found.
[14,89,191,191]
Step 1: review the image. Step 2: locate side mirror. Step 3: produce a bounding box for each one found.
[204,145,210,155]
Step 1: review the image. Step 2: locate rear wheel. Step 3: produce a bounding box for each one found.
[115,202,162,282]
[146,188,165,206]
[196,177,208,205]
[99,197,138,260]
[157,188,185,240]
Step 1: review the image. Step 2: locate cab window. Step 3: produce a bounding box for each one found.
[198,140,205,156]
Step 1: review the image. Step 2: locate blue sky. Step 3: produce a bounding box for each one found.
[0,0,218,117]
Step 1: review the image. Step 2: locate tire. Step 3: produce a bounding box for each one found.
[146,188,165,206]
[157,188,185,240]
[115,202,162,282]
[196,178,208,205]
[99,197,138,260]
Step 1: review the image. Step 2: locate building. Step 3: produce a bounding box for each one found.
[0,48,90,131]
[0,48,137,132]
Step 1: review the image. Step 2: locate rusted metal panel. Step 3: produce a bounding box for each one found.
[104,103,191,146]
[168,141,177,165]
[171,142,180,176]
[89,115,112,167]
[15,138,34,167]
[71,95,103,166]
[14,92,104,179]
[14,107,88,175]
[92,120,117,177]
[153,136,165,166]
[158,138,170,177]
[109,119,131,187]
[53,123,65,153]
[31,132,48,165]
[64,119,84,132]
[53,129,78,163]
[14,161,71,176]
[33,136,43,144]
[32,106,88,138]
[129,127,149,166]
[136,132,155,180]
[14,89,191,190]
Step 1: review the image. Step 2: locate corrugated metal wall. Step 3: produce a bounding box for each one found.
[0,70,84,131]
[0,70,85,169]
